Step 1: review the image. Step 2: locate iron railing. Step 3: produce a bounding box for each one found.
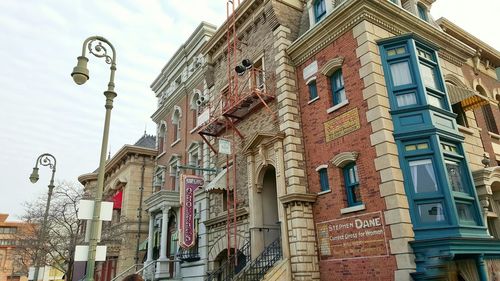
[205,240,251,281]
[177,236,201,263]
[110,263,143,281]
[237,237,282,281]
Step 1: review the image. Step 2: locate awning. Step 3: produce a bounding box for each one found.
[205,167,233,193]
[112,190,123,209]
[447,83,489,111]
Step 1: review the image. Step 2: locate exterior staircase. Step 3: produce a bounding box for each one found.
[205,240,251,281]
[235,237,282,281]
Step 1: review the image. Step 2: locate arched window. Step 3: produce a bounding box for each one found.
[191,91,201,129]
[172,107,182,143]
[158,123,166,153]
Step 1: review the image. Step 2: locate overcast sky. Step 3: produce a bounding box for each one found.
[0,0,499,220]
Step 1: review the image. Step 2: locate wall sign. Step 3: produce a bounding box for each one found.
[316,211,388,260]
[324,108,360,142]
[179,175,204,249]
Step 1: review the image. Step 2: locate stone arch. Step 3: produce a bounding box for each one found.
[255,162,277,189]
[444,74,469,89]
[208,233,248,261]
[331,151,359,168]
[472,78,492,99]
[320,57,345,76]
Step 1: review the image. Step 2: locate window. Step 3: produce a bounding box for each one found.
[445,160,466,193]
[427,93,443,109]
[396,92,417,107]
[417,3,428,21]
[318,168,330,192]
[390,61,413,87]
[456,202,475,223]
[158,124,166,153]
[172,108,181,143]
[330,69,346,105]
[405,142,429,152]
[191,92,201,129]
[417,202,445,224]
[481,104,499,134]
[451,102,468,127]
[0,227,17,234]
[308,80,318,101]
[344,163,361,206]
[154,167,165,191]
[420,63,437,89]
[169,158,180,191]
[188,144,201,176]
[314,0,326,22]
[409,159,438,193]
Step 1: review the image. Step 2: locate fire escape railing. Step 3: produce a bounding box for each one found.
[236,237,282,281]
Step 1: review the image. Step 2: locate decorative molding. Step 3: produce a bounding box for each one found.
[315,164,329,171]
[319,57,345,76]
[331,151,359,168]
[279,192,317,205]
[288,0,474,67]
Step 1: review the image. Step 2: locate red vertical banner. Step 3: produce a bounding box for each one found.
[179,174,204,249]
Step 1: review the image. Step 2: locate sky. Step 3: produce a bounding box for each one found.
[0,0,499,220]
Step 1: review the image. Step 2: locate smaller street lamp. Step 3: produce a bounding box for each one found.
[29,153,57,281]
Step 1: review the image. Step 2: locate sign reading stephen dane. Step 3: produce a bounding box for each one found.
[179,175,204,249]
[316,211,388,260]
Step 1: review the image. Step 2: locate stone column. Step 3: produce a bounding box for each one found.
[145,213,155,279]
[156,206,170,278]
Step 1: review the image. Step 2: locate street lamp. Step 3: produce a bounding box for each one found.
[29,153,57,281]
[71,36,117,281]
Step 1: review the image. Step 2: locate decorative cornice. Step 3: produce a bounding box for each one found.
[331,151,359,168]
[319,57,344,76]
[279,192,317,205]
[288,0,475,67]
[144,189,181,212]
[204,207,249,228]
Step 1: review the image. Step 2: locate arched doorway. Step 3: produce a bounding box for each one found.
[261,167,280,247]
[213,248,248,281]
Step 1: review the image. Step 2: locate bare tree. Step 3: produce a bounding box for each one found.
[15,181,84,281]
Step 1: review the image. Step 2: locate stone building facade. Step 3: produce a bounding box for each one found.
[289,0,500,280]
[78,134,156,281]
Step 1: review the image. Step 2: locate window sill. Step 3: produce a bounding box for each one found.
[156,151,166,159]
[458,125,475,136]
[317,189,331,196]
[171,139,181,147]
[326,100,349,114]
[489,132,500,140]
[308,96,320,105]
[340,204,366,214]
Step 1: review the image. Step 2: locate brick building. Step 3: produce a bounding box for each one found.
[144,22,215,281]
[78,134,156,281]
[0,214,31,281]
[288,0,500,280]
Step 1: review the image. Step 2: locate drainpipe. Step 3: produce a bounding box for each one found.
[135,155,146,268]
[477,254,488,281]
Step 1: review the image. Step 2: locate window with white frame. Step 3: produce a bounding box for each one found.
[316,165,330,192]
[169,157,180,191]
[188,143,201,176]
[172,108,182,143]
[191,91,201,129]
[158,123,166,153]
[313,0,326,23]
[153,166,165,191]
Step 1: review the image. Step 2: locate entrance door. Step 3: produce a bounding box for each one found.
[262,167,280,247]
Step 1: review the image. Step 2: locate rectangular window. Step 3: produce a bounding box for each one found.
[396,92,417,107]
[314,0,326,22]
[390,61,413,86]
[417,4,428,21]
[445,161,466,193]
[344,163,362,206]
[409,159,438,193]
[417,202,445,224]
[420,63,437,89]
[456,203,474,223]
[308,81,318,100]
[318,168,330,192]
[427,94,442,108]
[330,70,346,105]
[405,142,429,152]
[387,46,406,56]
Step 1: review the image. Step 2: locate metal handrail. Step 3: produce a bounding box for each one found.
[205,240,251,281]
[110,264,143,281]
[136,261,156,281]
[237,237,282,281]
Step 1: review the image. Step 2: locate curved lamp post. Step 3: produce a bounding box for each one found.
[71,36,117,281]
[29,153,57,281]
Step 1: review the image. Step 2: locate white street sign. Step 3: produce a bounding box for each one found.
[77,200,113,221]
[74,245,107,261]
[219,139,231,155]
